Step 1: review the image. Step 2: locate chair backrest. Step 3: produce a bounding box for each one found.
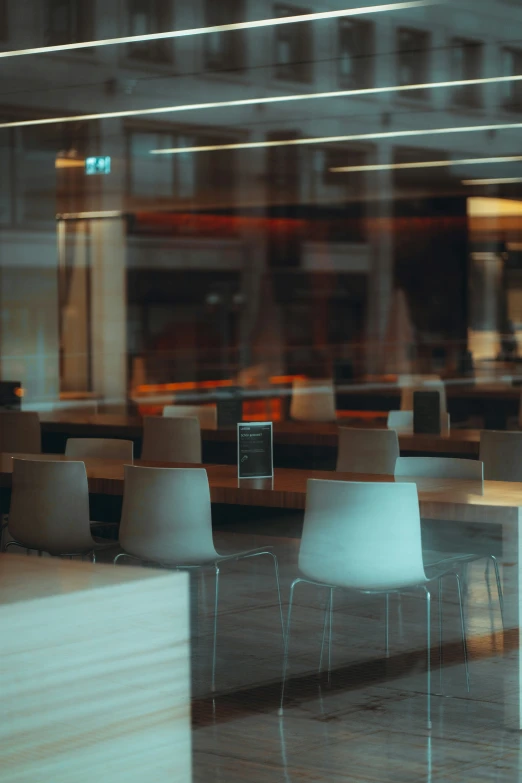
[8,459,94,554]
[163,404,217,430]
[0,411,41,454]
[290,378,336,422]
[337,428,399,474]
[65,437,134,461]
[298,479,426,591]
[141,416,202,463]
[387,410,450,435]
[399,378,447,414]
[119,465,218,565]
[479,430,522,481]
[394,456,484,480]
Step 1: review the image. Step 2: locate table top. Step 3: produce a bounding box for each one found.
[1,452,521,515]
[39,412,482,456]
[0,551,177,607]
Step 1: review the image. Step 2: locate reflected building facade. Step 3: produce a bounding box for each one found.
[0,0,521,404]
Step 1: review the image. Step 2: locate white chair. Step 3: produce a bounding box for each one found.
[141,416,201,463]
[5,459,108,559]
[65,437,134,461]
[387,410,450,435]
[114,465,284,691]
[336,428,399,474]
[479,430,522,482]
[279,480,469,728]
[163,404,217,430]
[0,411,41,453]
[394,457,483,480]
[290,378,336,422]
[394,456,503,627]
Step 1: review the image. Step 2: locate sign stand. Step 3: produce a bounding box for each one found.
[413,390,442,435]
[237,422,273,479]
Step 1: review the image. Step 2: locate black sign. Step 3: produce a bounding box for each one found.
[217,386,243,429]
[0,381,22,410]
[238,422,273,479]
[413,391,441,435]
[333,359,354,384]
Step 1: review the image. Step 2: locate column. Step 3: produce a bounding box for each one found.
[90,217,127,403]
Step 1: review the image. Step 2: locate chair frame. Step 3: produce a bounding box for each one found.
[279,569,471,731]
[115,549,284,692]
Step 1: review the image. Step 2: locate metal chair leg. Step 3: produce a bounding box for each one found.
[327,588,334,683]
[0,518,8,551]
[318,589,331,674]
[455,573,470,692]
[438,579,443,694]
[113,552,141,565]
[91,551,96,564]
[490,555,504,628]
[266,551,285,646]
[279,578,301,716]
[385,593,390,658]
[211,564,220,693]
[4,540,22,552]
[425,586,432,731]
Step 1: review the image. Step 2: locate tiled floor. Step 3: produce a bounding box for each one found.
[188,530,517,783]
[10,525,514,781]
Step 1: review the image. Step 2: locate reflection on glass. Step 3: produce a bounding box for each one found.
[2,3,522,779]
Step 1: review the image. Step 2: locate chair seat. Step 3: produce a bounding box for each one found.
[423,549,485,582]
[424,549,484,568]
[141,546,274,569]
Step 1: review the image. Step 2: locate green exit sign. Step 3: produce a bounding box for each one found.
[85,156,111,176]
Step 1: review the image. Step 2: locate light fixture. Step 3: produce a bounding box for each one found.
[151,120,522,156]
[0,73,520,131]
[330,155,522,173]
[55,158,85,169]
[0,1,432,59]
[56,210,123,220]
[462,177,522,185]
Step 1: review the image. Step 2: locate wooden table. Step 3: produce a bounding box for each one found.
[336,381,521,429]
[1,452,522,727]
[0,553,190,782]
[39,412,482,464]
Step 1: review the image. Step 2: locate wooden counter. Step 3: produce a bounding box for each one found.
[38,412,482,461]
[0,554,191,783]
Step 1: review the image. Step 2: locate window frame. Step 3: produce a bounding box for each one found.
[337,17,375,89]
[274,3,313,84]
[449,37,483,109]
[45,0,94,47]
[396,26,431,100]
[0,0,8,43]
[501,47,522,111]
[203,0,246,73]
[127,0,173,64]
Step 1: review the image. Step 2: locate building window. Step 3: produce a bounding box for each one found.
[450,39,482,108]
[129,132,176,199]
[204,0,245,72]
[128,0,172,62]
[128,130,236,208]
[274,4,313,83]
[0,0,8,42]
[501,48,522,110]
[45,0,93,46]
[397,27,430,99]
[338,19,374,89]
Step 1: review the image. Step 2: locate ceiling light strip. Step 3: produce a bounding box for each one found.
[330,155,522,172]
[0,72,520,130]
[150,120,522,155]
[0,2,432,59]
[462,177,522,185]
